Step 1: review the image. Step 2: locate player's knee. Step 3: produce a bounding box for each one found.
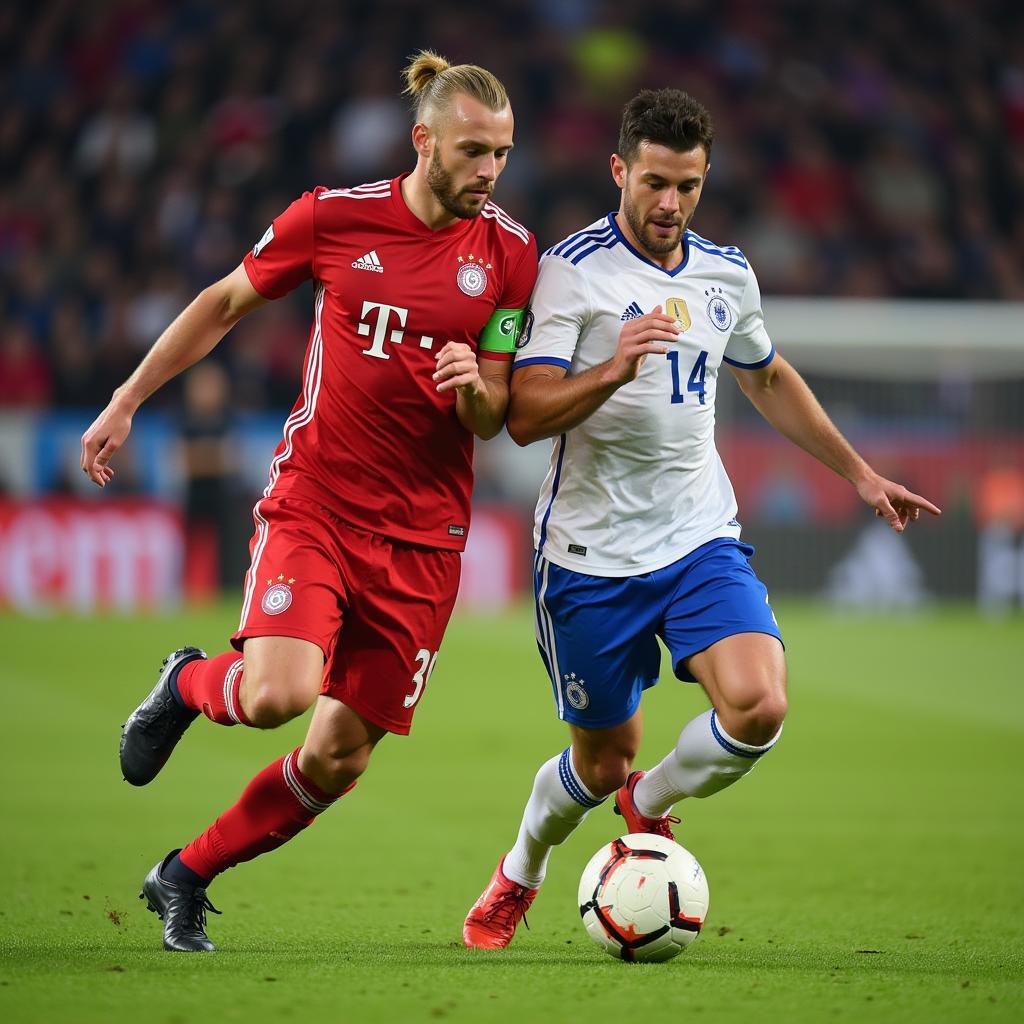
[727,688,787,746]
[575,750,635,798]
[243,679,316,729]
[302,742,374,794]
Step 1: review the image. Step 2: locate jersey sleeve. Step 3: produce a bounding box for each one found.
[723,264,775,369]
[499,234,539,310]
[242,191,317,300]
[513,254,590,371]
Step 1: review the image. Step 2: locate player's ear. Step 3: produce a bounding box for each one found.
[411,122,433,160]
[610,153,627,189]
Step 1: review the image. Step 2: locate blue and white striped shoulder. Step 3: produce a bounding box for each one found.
[685,230,748,269]
[543,218,619,266]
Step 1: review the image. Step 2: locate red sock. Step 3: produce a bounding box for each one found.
[177,651,251,726]
[178,748,353,881]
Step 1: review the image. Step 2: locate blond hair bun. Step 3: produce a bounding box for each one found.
[401,49,509,120]
[403,50,451,98]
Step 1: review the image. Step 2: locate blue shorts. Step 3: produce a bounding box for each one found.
[532,538,783,729]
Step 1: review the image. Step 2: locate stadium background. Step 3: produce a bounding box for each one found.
[1,2,1022,1022]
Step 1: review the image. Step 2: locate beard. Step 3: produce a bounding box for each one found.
[427,150,491,220]
[622,187,691,256]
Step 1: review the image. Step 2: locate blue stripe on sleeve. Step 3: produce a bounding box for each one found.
[551,226,614,258]
[514,356,571,370]
[687,239,748,268]
[723,346,775,370]
[570,238,619,264]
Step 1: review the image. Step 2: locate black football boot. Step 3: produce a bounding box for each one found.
[119,647,206,785]
[140,850,221,952]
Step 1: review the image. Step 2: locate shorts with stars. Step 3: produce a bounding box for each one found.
[532,538,783,729]
[232,495,461,734]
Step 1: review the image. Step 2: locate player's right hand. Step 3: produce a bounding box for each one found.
[609,305,680,384]
[80,401,133,488]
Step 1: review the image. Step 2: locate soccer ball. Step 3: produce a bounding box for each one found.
[578,834,709,962]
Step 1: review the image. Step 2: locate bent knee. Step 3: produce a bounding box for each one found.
[302,743,374,794]
[575,751,635,799]
[243,679,317,729]
[723,689,787,746]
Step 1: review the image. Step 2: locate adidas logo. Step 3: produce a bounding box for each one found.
[352,250,384,273]
[620,301,644,321]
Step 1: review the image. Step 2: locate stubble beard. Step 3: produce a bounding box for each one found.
[427,150,490,220]
[623,187,691,257]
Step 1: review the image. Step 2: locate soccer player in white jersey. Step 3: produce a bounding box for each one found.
[462,88,942,949]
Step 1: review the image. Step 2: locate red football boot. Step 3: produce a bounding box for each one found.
[614,770,680,840]
[463,858,538,949]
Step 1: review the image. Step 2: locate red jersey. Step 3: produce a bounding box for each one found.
[241,175,538,551]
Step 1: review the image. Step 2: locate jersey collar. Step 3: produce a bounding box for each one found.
[391,173,475,239]
[606,213,690,277]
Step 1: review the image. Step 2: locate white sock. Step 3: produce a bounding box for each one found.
[503,748,605,889]
[633,709,782,818]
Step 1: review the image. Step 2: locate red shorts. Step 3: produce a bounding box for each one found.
[232,495,461,734]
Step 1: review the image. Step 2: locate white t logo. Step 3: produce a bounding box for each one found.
[357,301,408,360]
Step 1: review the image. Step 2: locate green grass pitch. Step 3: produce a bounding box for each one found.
[1,602,1022,1023]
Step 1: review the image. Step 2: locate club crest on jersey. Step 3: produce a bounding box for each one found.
[666,297,692,332]
[562,672,590,710]
[456,253,491,296]
[261,573,295,615]
[705,287,732,332]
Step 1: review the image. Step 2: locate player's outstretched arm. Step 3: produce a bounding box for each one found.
[508,307,679,445]
[80,264,268,487]
[732,353,942,532]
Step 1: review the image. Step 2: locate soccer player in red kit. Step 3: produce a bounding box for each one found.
[80,51,537,952]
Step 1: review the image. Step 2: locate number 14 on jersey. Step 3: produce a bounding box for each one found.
[666,350,708,406]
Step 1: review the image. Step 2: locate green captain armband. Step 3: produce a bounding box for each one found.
[478,308,527,354]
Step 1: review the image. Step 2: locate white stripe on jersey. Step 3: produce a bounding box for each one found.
[483,201,528,234]
[481,203,529,244]
[238,283,326,631]
[318,179,392,200]
[330,190,392,200]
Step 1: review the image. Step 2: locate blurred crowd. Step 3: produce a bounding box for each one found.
[1,0,1023,414]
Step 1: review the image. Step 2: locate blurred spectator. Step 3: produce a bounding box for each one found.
[0,323,52,408]
[49,299,102,408]
[740,194,816,294]
[331,59,407,180]
[74,79,156,177]
[127,266,186,350]
[976,454,1024,613]
[754,459,814,525]
[180,361,239,594]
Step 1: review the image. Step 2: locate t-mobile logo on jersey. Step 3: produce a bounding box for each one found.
[356,301,434,360]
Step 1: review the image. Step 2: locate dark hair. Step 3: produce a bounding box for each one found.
[618,88,714,164]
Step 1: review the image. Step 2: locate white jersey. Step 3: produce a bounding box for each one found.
[515,214,775,577]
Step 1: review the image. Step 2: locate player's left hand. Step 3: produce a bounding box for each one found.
[433,342,484,396]
[855,472,942,533]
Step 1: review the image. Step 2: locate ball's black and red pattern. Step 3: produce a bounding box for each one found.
[579,837,703,961]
